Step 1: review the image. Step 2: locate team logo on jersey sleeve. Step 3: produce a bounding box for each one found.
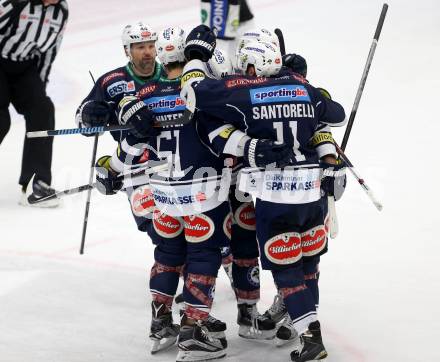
[153,210,184,238]
[223,213,232,239]
[130,185,155,217]
[301,225,327,257]
[184,214,215,243]
[234,203,256,231]
[264,232,302,265]
[250,85,310,104]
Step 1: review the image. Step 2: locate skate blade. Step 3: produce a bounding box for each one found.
[274,336,299,347]
[176,349,226,362]
[20,193,61,208]
[150,335,177,354]
[238,325,276,340]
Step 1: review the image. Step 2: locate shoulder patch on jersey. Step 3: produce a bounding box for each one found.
[107,80,135,98]
[101,71,125,87]
[225,77,268,88]
[181,71,205,87]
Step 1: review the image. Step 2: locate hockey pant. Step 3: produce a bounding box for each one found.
[126,184,155,232]
[228,184,260,304]
[255,197,329,335]
[148,201,230,320]
[0,57,54,187]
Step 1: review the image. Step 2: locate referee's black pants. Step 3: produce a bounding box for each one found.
[0,57,54,188]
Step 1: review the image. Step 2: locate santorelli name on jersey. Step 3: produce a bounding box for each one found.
[143,95,186,113]
[253,103,315,120]
[250,85,311,104]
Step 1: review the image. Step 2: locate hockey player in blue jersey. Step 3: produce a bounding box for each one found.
[180,25,347,362]
[95,27,232,361]
[75,22,164,232]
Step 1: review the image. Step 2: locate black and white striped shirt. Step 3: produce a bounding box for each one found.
[0,0,68,82]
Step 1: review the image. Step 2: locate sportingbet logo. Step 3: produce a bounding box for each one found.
[250,85,311,104]
[144,95,186,113]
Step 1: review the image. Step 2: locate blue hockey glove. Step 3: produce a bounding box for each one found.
[320,160,347,201]
[184,25,216,62]
[244,138,294,168]
[118,96,156,138]
[95,156,123,195]
[77,100,112,128]
[282,53,307,78]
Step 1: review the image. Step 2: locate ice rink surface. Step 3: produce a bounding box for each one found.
[1,0,439,361]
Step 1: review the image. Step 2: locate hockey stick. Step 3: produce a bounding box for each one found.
[26,160,168,205]
[274,28,286,56]
[26,124,132,138]
[340,3,388,151]
[26,109,194,139]
[79,71,100,255]
[335,144,383,211]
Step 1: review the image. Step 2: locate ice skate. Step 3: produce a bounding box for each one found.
[262,291,287,324]
[237,303,276,340]
[203,314,227,346]
[149,301,179,354]
[20,175,60,208]
[176,321,227,362]
[275,314,299,347]
[290,321,327,362]
[179,309,227,342]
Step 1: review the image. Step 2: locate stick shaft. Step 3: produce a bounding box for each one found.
[340,3,388,151]
[80,134,99,254]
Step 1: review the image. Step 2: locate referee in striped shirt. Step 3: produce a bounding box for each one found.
[0,0,68,206]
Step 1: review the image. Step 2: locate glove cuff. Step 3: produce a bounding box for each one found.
[246,138,258,168]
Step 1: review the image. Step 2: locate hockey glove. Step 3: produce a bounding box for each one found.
[95,156,123,195]
[283,53,308,78]
[184,25,216,62]
[320,160,347,201]
[76,100,112,129]
[118,96,156,138]
[243,138,294,168]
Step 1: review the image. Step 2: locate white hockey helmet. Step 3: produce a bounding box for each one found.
[155,27,186,65]
[236,40,282,77]
[236,28,280,57]
[205,48,233,79]
[121,22,157,56]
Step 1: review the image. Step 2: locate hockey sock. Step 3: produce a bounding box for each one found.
[150,262,182,310]
[272,266,317,335]
[232,258,260,304]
